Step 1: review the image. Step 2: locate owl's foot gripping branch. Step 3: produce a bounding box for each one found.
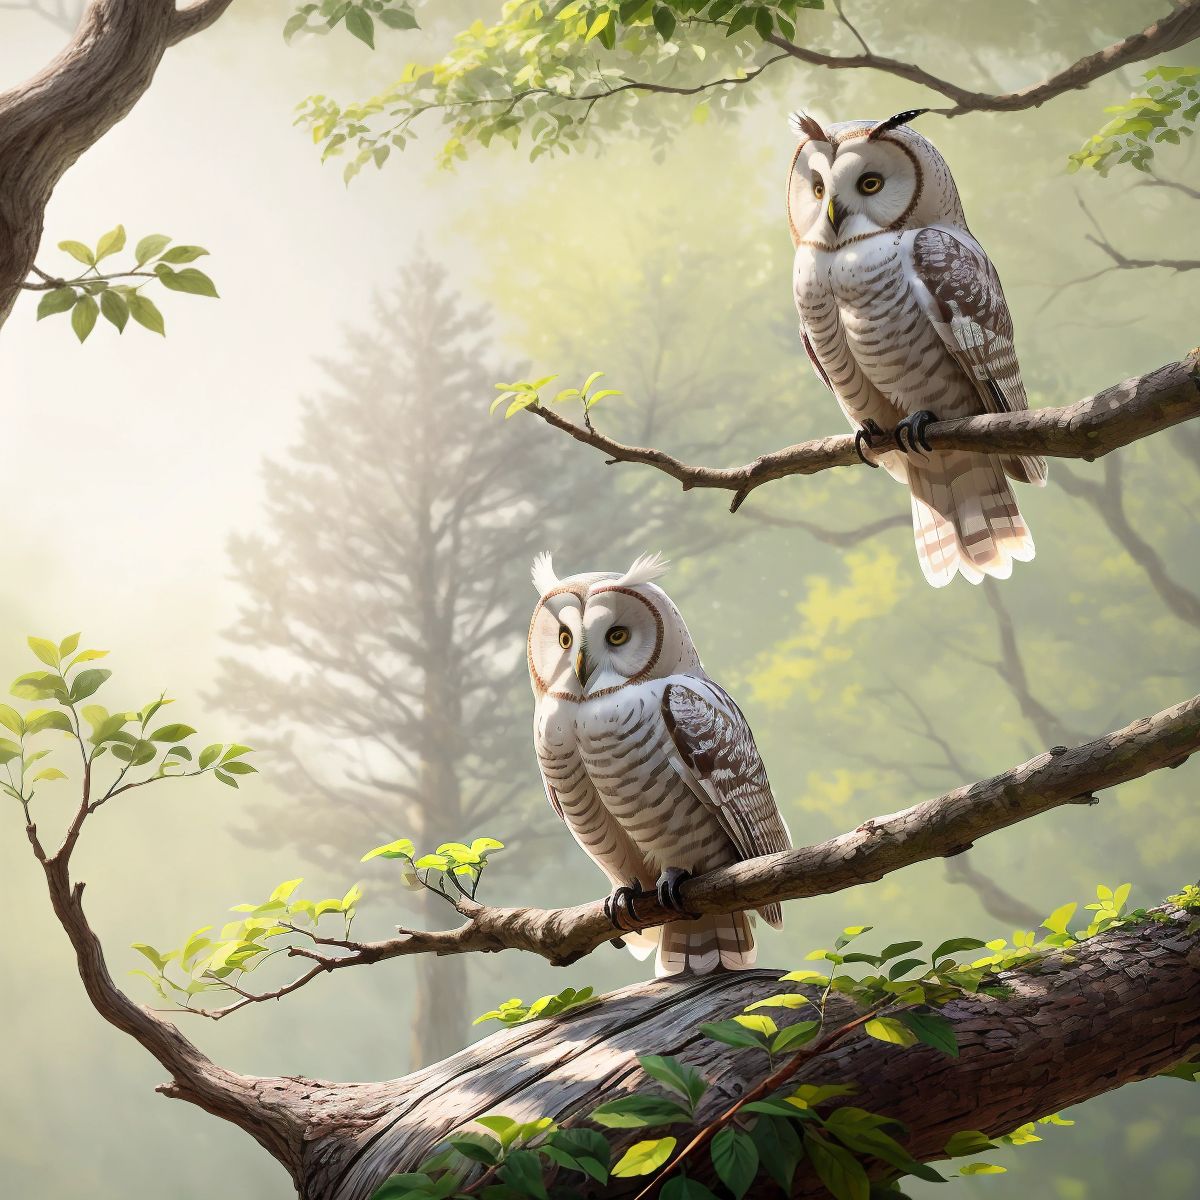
[523,352,1200,514]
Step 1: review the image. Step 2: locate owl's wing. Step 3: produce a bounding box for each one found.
[660,680,792,928]
[537,761,657,959]
[904,226,1046,486]
[800,327,834,392]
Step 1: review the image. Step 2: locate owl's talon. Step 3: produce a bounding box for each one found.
[605,881,646,931]
[854,420,885,467]
[893,410,938,454]
[656,867,699,918]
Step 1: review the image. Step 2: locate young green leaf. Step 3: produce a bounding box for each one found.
[929,937,988,964]
[864,1017,918,1048]
[610,1136,676,1178]
[58,239,95,266]
[95,224,127,261]
[711,1127,758,1200]
[589,1095,692,1128]
[37,288,77,319]
[638,1054,708,1110]
[128,293,166,335]
[898,1011,959,1057]
[943,1130,998,1157]
[71,293,99,342]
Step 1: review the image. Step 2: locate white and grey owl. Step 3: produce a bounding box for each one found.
[527,552,791,977]
[787,109,1047,587]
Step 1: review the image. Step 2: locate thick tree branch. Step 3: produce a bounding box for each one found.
[764,0,1200,117]
[191,689,1200,996]
[304,905,1200,1200]
[167,0,235,46]
[525,353,1200,513]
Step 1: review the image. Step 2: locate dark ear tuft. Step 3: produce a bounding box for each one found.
[788,110,829,144]
[867,108,931,140]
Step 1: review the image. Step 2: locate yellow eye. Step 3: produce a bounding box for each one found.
[606,626,630,647]
[558,627,572,650]
[812,178,825,199]
[857,172,884,195]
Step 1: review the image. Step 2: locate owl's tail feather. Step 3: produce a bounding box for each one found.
[908,455,1034,588]
[654,912,756,978]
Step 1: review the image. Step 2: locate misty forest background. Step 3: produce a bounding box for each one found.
[0,1,1197,1197]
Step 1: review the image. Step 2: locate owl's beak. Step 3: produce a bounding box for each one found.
[827,196,846,234]
[574,648,589,686]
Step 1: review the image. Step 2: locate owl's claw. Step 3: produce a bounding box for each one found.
[656,867,699,918]
[893,410,938,454]
[854,419,885,467]
[604,881,646,931]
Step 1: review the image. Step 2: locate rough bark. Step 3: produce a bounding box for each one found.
[0,0,234,327]
[525,352,1200,512]
[295,904,1200,1200]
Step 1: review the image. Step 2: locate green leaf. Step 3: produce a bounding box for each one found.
[877,940,923,963]
[887,957,925,981]
[214,769,239,788]
[156,266,219,298]
[362,837,416,862]
[698,1019,772,1050]
[0,738,22,765]
[824,1115,943,1184]
[135,234,172,265]
[0,704,23,736]
[71,649,109,663]
[711,1127,758,1200]
[448,1132,501,1164]
[58,239,95,266]
[959,1163,1007,1175]
[131,942,170,972]
[199,744,222,769]
[128,293,166,335]
[638,1054,708,1110]
[27,636,61,667]
[37,287,77,319]
[610,1136,675,1178]
[150,723,197,743]
[498,1150,547,1200]
[100,288,130,333]
[745,993,817,1013]
[95,224,127,261]
[1042,902,1078,936]
[69,669,111,702]
[652,5,676,40]
[1159,1060,1200,1081]
[864,1017,918,1048]
[589,1095,692,1128]
[804,1131,870,1200]
[25,709,73,735]
[585,388,623,410]
[11,671,68,702]
[943,1130,997,1158]
[898,1011,959,1057]
[771,1021,821,1054]
[929,937,988,964]
[834,925,873,950]
[379,8,418,30]
[33,767,68,782]
[661,1178,719,1200]
[71,293,99,342]
[158,245,209,264]
[750,1114,804,1193]
[345,5,375,47]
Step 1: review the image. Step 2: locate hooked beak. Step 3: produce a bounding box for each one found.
[827,196,846,235]
[574,647,589,686]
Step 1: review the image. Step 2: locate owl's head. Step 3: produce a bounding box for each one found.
[785,110,968,249]
[527,552,701,700]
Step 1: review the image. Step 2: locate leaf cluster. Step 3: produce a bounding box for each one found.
[284,0,418,50]
[35,227,217,342]
[491,371,621,420]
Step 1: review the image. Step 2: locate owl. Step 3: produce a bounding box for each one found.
[527,551,792,977]
[787,109,1047,587]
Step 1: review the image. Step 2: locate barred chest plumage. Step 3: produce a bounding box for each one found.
[794,233,976,434]
[573,683,736,875]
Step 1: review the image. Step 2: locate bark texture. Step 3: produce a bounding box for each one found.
[526,352,1200,512]
[293,904,1200,1200]
[0,0,233,326]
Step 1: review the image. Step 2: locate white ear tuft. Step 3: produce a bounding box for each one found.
[789,110,829,143]
[531,551,560,596]
[615,552,670,588]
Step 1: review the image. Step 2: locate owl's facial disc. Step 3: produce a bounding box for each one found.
[578,586,661,695]
[789,136,917,246]
[528,592,586,698]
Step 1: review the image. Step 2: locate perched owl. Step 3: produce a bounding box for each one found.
[787,109,1047,587]
[527,551,791,977]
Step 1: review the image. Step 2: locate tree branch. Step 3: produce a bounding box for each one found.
[185,689,1200,1000]
[524,353,1200,513]
[764,0,1200,117]
[167,0,235,46]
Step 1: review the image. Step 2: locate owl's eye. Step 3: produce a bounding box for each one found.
[558,627,572,650]
[606,626,630,647]
[812,177,825,199]
[857,172,884,195]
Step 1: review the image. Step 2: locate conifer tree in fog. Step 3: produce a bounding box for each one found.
[214,259,561,1066]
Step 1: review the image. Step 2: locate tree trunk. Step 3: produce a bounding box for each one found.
[284,903,1200,1199]
[0,0,231,327]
